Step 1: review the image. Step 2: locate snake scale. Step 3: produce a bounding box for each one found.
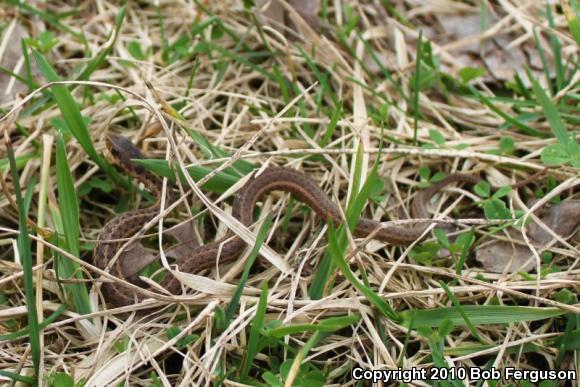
[94,134,479,307]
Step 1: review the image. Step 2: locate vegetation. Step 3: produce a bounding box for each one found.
[0,1,578,386]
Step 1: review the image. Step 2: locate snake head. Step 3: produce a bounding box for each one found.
[106,133,148,177]
[106,133,146,160]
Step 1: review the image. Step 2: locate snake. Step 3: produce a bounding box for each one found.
[94,134,480,307]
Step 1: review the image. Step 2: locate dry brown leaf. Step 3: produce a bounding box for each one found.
[120,221,200,278]
[527,200,580,245]
[255,0,321,36]
[476,200,580,273]
[475,241,535,273]
[163,221,200,261]
[428,7,547,83]
[119,242,159,278]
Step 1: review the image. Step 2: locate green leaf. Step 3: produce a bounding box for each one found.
[46,372,75,387]
[541,143,572,165]
[263,372,282,386]
[492,186,512,199]
[127,40,149,60]
[483,198,511,220]
[431,171,446,182]
[409,242,439,265]
[418,165,431,181]
[433,228,449,248]
[25,31,58,52]
[458,67,486,83]
[474,181,490,198]
[165,326,198,349]
[89,177,113,193]
[368,174,386,202]
[499,136,515,155]
[113,337,130,353]
[554,289,577,304]
[429,129,445,145]
[37,31,58,51]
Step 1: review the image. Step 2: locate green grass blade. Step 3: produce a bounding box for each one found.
[307,142,366,300]
[424,331,466,387]
[134,159,241,194]
[0,305,67,341]
[400,306,566,328]
[31,50,123,185]
[439,281,483,343]
[546,4,565,91]
[32,50,98,160]
[6,136,41,381]
[444,342,543,357]
[319,104,342,147]
[264,314,361,338]
[280,315,362,387]
[533,29,554,96]
[299,47,337,106]
[210,44,276,82]
[240,281,269,380]
[0,65,32,90]
[0,370,37,385]
[20,38,38,91]
[563,1,580,46]
[309,139,384,300]
[318,138,395,316]
[55,133,91,314]
[412,30,423,145]
[307,249,333,300]
[224,215,273,327]
[454,230,475,280]
[358,31,407,103]
[468,85,549,138]
[327,222,398,320]
[180,125,254,174]
[527,68,571,145]
[23,175,38,217]
[5,0,85,42]
[76,4,126,81]
[0,152,37,172]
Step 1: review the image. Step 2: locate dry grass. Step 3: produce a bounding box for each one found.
[0,1,579,386]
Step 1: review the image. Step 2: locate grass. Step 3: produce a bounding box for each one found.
[0,1,579,386]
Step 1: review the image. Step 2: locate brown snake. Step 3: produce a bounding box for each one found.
[95,134,479,307]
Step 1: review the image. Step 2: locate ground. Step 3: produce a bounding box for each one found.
[0,1,579,386]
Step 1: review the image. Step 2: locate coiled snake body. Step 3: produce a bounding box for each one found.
[95,134,479,307]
